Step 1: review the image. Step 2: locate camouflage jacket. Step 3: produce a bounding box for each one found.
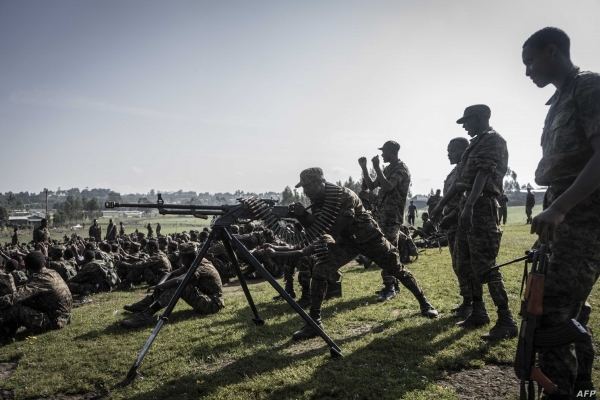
[535,66,600,187]
[373,161,411,225]
[69,260,118,287]
[456,128,508,197]
[128,251,171,275]
[187,260,223,297]
[48,259,78,282]
[89,225,102,241]
[0,267,72,328]
[33,227,50,244]
[526,192,536,208]
[443,164,461,217]
[105,223,117,241]
[497,193,509,207]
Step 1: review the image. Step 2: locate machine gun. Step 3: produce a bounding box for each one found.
[105,193,344,385]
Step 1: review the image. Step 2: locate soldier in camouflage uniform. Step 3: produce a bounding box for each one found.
[427,190,442,225]
[32,218,50,244]
[496,192,509,225]
[0,251,72,339]
[48,245,78,282]
[117,240,171,289]
[525,187,536,224]
[156,222,161,237]
[410,212,437,239]
[439,137,471,318]
[88,219,102,242]
[120,242,224,328]
[11,228,18,246]
[291,168,437,340]
[521,27,600,398]
[146,223,154,239]
[407,201,418,227]
[67,250,119,294]
[432,104,518,340]
[119,221,125,237]
[359,141,415,301]
[105,219,117,242]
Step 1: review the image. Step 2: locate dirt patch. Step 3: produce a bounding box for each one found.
[0,363,17,381]
[33,390,109,400]
[437,364,519,400]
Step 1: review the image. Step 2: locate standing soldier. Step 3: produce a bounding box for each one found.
[427,189,442,225]
[407,200,418,226]
[525,186,536,224]
[156,222,162,237]
[359,141,414,302]
[11,227,18,246]
[432,104,518,340]
[32,218,50,244]
[146,223,154,239]
[88,219,102,242]
[521,27,600,398]
[290,167,437,341]
[105,219,117,242]
[497,192,509,225]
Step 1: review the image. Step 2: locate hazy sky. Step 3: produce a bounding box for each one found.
[2,0,599,196]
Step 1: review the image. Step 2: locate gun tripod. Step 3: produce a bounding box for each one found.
[122,224,344,385]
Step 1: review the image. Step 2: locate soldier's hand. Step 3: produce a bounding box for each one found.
[531,207,565,244]
[371,155,380,168]
[459,205,474,231]
[358,157,368,168]
[293,203,306,218]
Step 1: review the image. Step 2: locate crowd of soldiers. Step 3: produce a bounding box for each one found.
[0,27,598,399]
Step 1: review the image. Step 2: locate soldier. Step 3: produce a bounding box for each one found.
[146,223,154,239]
[359,141,416,302]
[439,137,472,318]
[67,251,118,295]
[407,200,418,226]
[432,104,518,340]
[119,221,125,237]
[117,240,171,289]
[427,189,442,225]
[410,212,437,239]
[11,227,18,246]
[290,168,437,341]
[0,251,72,339]
[88,219,102,242]
[48,245,77,282]
[120,242,224,328]
[497,192,509,225]
[105,218,117,242]
[156,222,162,237]
[521,27,600,398]
[32,218,50,244]
[525,186,536,224]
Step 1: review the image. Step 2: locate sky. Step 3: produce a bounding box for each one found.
[1,0,599,196]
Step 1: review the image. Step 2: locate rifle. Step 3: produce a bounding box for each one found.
[514,245,587,399]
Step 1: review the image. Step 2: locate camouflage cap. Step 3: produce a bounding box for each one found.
[295,168,324,188]
[179,242,197,255]
[378,141,400,152]
[456,104,491,124]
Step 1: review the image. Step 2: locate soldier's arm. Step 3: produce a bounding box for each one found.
[0,284,51,308]
[532,136,600,243]
[359,157,378,190]
[432,179,458,217]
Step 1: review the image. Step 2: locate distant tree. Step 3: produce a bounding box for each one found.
[0,205,8,227]
[281,186,295,205]
[108,191,122,203]
[149,189,155,196]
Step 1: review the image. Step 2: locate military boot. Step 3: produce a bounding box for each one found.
[292,279,327,340]
[456,301,490,328]
[120,306,159,329]
[115,280,133,291]
[481,309,518,340]
[123,294,154,312]
[377,283,396,302]
[452,301,473,319]
[417,294,439,319]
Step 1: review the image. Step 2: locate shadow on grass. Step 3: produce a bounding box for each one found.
[120,315,474,400]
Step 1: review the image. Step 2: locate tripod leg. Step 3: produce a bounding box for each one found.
[221,237,264,326]
[122,231,216,385]
[228,233,343,358]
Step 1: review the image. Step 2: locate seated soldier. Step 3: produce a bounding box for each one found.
[117,240,171,290]
[3,259,28,287]
[67,250,119,295]
[410,212,437,239]
[120,242,224,328]
[0,251,72,339]
[48,245,78,282]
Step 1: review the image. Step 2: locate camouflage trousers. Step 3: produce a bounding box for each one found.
[156,285,224,315]
[0,304,53,336]
[447,223,471,299]
[117,264,144,283]
[377,223,412,283]
[245,250,283,278]
[68,265,111,294]
[454,196,505,305]
[537,187,600,396]
[498,206,507,225]
[125,268,165,286]
[314,228,423,299]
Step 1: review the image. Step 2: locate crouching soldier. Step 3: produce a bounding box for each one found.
[120,242,224,328]
[0,251,72,339]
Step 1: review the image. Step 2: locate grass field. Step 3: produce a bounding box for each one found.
[1,208,597,399]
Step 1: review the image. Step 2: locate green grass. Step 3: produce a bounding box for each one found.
[1,216,596,399]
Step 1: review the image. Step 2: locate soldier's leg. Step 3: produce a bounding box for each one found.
[273,261,297,300]
[447,223,473,318]
[0,304,52,336]
[179,286,224,315]
[292,242,356,340]
[574,302,596,397]
[296,256,313,308]
[361,234,438,318]
[377,224,401,300]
